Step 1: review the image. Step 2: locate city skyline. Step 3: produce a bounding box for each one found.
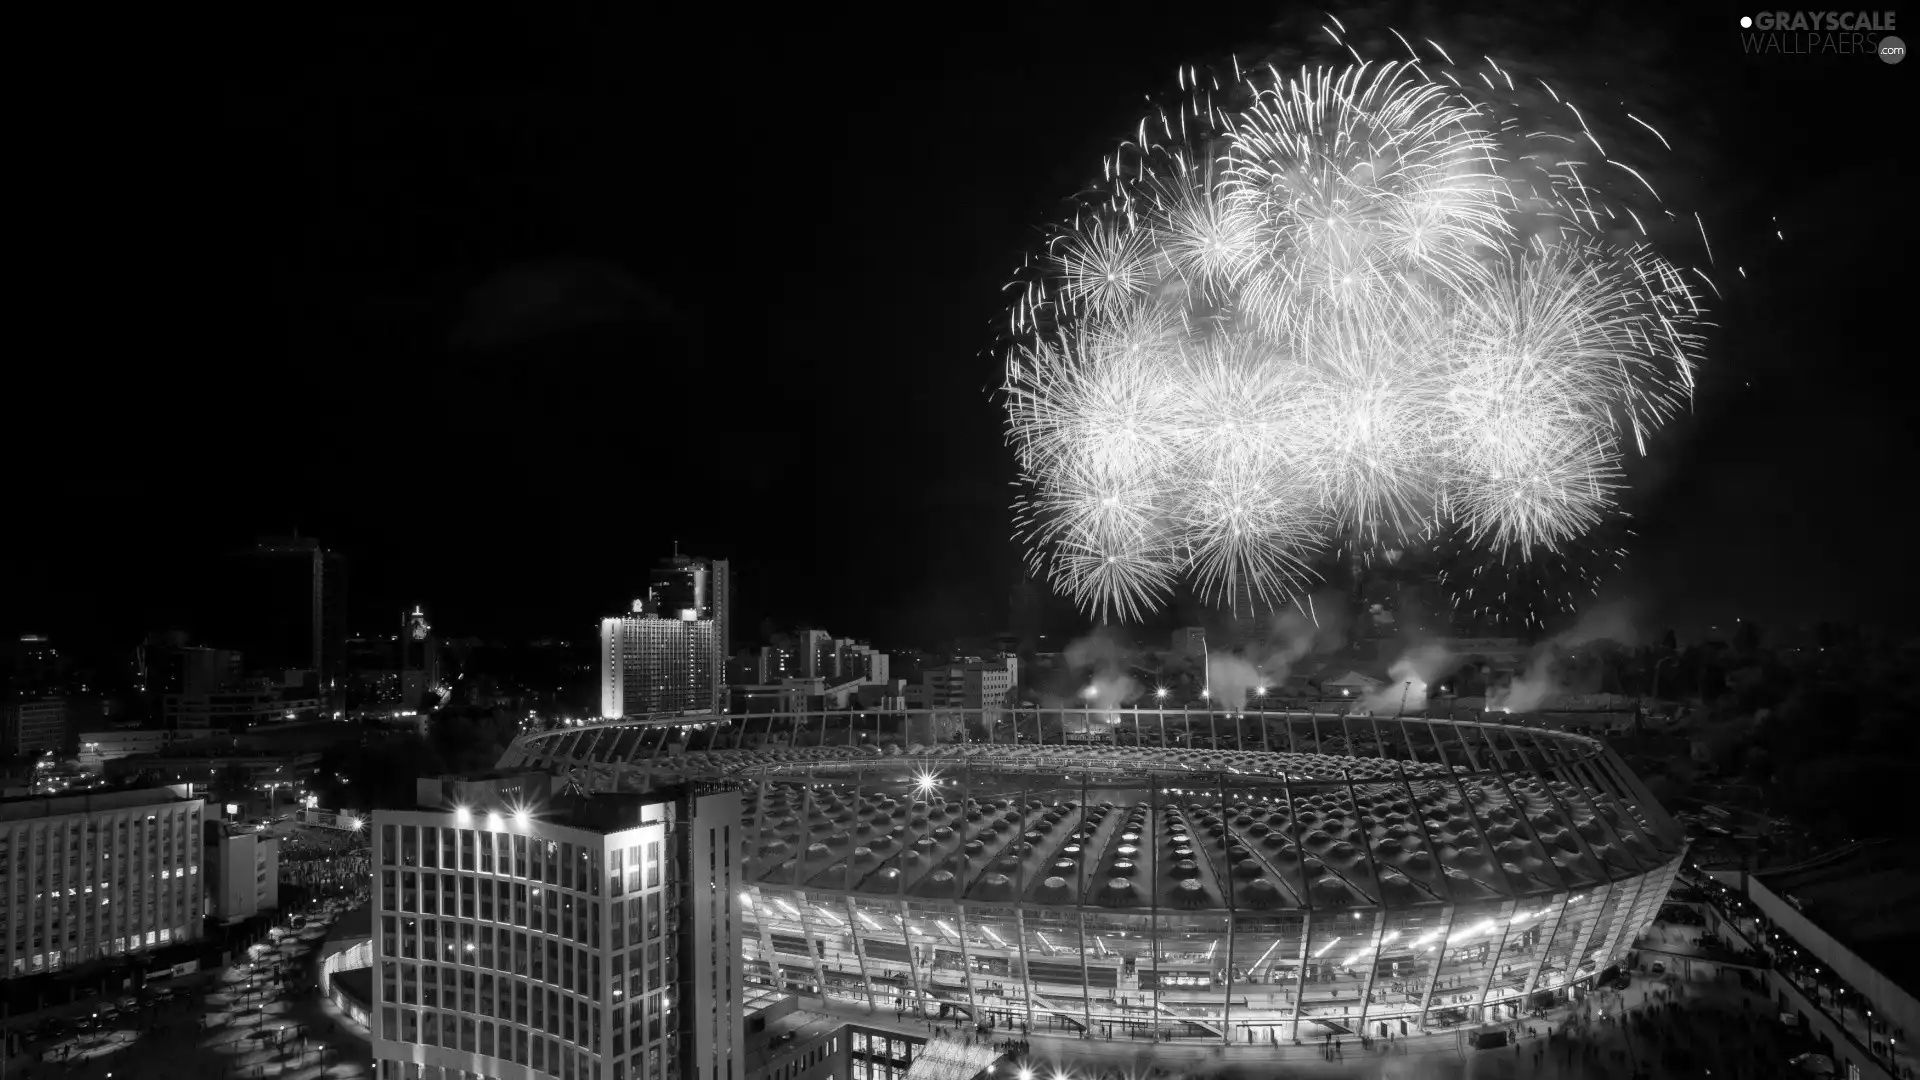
[0,6,1912,1080]
[8,3,1915,655]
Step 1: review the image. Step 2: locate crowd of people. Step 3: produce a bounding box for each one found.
[1537,976,1814,1080]
[275,825,370,896]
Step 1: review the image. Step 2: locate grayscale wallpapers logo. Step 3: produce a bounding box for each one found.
[1736,12,1904,60]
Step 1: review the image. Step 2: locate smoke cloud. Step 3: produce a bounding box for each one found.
[1488,600,1641,714]
[1488,653,1558,715]
[1357,642,1456,716]
[1054,627,1140,720]
[1552,600,1640,650]
[1206,654,1266,708]
[1063,629,1133,671]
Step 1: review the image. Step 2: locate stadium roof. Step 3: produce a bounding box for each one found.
[504,711,1684,913]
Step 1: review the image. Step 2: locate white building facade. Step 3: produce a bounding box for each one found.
[206,824,281,923]
[370,774,742,1080]
[600,606,720,720]
[0,788,205,977]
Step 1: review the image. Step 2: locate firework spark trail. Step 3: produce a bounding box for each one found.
[1001,38,1709,622]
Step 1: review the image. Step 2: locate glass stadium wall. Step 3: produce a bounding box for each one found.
[729,867,1678,1042]
[500,708,1684,1043]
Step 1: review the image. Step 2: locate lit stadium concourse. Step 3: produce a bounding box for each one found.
[499,709,1685,1044]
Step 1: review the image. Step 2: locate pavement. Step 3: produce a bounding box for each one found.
[820,950,1800,1080]
[1,899,373,1080]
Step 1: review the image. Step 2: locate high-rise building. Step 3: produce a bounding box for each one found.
[756,630,837,684]
[0,787,206,977]
[171,647,245,697]
[204,816,281,924]
[401,606,441,709]
[649,552,728,676]
[600,601,719,719]
[1009,580,1043,655]
[202,535,347,694]
[163,682,324,736]
[919,657,1019,728]
[830,639,889,684]
[5,634,70,695]
[791,630,832,680]
[369,771,743,1080]
[2,697,69,756]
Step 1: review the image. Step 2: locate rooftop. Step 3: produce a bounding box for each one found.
[0,785,195,822]
[410,771,683,834]
[748,1007,845,1060]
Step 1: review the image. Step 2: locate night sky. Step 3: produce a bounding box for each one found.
[10,1,1914,656]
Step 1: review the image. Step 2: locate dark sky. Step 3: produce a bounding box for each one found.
[8,1,1914,657]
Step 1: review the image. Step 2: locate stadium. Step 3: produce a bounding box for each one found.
[498,709,1683,1042]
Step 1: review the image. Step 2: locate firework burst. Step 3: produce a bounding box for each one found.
[1003,42,1707,621]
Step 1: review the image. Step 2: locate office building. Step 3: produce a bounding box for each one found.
[3,697,69,756]
[401,606,442,709]
[830,640,889,685]
[920,657,1017,714]
[78,729,177,767]
[1009,579,1043,655]
[205,817,281,923]
[163,681,323,736]
[138,644,245,698]
[203,535,348,694]
[756,632,829,684]
[6,634,71,695]
[759,634,888,688]
[0,787,206,977]
[368,771,743,1080]
[600,598,719,719]
[649,551,729,699]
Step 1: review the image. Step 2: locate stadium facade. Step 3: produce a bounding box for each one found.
[499,709,1683,1042]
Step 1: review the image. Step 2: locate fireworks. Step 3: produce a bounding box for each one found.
[1003,44,1708,622]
